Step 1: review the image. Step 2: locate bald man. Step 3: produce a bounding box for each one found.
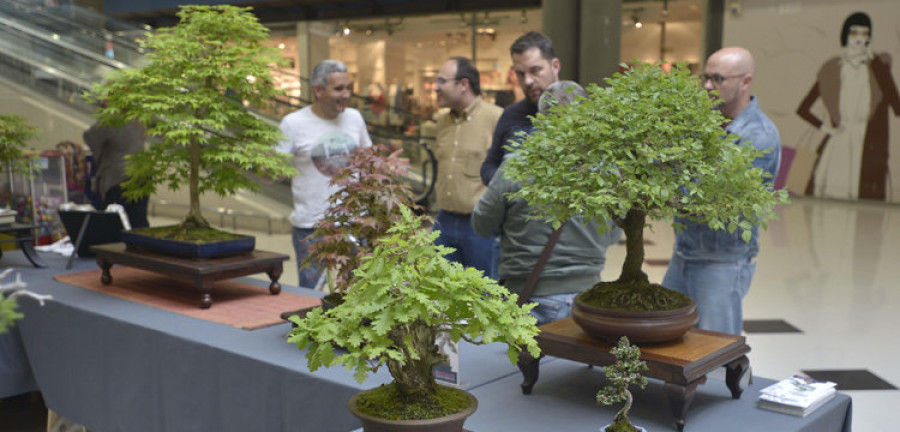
[662,47,781,335]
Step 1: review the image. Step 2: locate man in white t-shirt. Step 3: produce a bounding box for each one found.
[275,60,372,288]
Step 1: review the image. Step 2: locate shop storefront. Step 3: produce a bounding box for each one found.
[264,1,705,126]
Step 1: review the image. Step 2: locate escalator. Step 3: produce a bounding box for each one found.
[0,0,436,221]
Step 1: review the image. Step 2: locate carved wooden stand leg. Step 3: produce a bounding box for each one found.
[517,351,540,395]
[98,258,113,285]
[198,279,213,309]
[725,355,750,399]
[267,264,283,295]
[664,376,706,432]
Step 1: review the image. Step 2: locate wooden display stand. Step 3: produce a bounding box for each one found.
[90,243,288,309]
[519,318,750,432]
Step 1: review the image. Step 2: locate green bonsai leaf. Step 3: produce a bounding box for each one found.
[0,114,39,176]
[505,62,788,285]
[0,296,22,333]
[597,337,648,430]
[288,205,540,399]
[84,5,297,228]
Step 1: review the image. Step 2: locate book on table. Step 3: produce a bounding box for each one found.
[758,375,837,417]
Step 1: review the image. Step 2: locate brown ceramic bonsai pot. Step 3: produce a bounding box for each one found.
[348,389,478,432]
[572,292,699,343]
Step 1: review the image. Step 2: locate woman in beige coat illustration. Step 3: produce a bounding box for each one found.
[797,12,900,201]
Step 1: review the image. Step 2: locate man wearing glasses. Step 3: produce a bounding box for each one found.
[432,56,503,277]
[663,47,781,335]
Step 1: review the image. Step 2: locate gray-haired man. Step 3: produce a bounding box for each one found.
[275,59,372,288]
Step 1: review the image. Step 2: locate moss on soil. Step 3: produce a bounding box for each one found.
[355,383,470,421]
[581,281,692,312]
[605,417,642,432]
[131,225,246,244]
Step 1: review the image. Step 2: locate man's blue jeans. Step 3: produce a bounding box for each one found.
[662,254,756,335]
[292,227,324,289]
[530,292,578,326]
[434,210,498,279]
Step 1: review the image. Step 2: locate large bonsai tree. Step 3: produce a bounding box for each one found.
[504,62,788,307]
[288,206,540,419]
[304,144,419,295]
[84,5,296,231]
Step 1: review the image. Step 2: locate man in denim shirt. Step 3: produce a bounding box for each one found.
[663,47,781,335]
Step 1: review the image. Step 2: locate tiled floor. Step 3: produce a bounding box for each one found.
[636,196,900,432]
[3,195,898,431]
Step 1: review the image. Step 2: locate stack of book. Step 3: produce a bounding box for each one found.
[758,375,837,417]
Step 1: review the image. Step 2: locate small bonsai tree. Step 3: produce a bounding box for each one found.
[504,62,788,309]
[84,5,296,233]
[288,205,540,420]
[0,114,38,176]
[304,144,420,297]
[597,336,648,432]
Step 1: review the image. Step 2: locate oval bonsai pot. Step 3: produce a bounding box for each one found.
[348,388,478,432]
[572,292,699,344]
[121,230,255,259]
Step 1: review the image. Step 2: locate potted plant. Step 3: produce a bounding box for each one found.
[0,114,38,226]
[84,5,296,257]
[287,205,540,431]
[0,114,38,177]
[503,62,788,342]
[304,144,420,305]
[597,336,648,432]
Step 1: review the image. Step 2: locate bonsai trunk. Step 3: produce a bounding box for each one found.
[611,389,635,431]
[385,320,444,400]
[183,136,210,230]
[616,208,649,285]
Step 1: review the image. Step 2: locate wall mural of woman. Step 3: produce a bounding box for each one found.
[797,11,900,201]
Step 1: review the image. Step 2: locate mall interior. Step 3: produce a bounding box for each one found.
[0,0,898,431]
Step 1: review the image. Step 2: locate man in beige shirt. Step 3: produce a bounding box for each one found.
[433,56,503,278]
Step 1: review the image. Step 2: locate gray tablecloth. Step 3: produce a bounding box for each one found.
[467,357,852,432]
[0,328,37,398]
[7,250,852,432]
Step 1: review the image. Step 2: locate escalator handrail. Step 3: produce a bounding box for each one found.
[0,13,128,70]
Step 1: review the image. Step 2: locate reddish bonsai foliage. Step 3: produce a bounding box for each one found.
[304,144,424,293]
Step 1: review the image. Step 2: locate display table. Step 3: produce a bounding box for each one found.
[7,253,853,432]
[520,318,750,431]
[0,223,46,268]
[90,243,288,308]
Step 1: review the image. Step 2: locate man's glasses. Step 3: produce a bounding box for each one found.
[436,77,459,85]
[701,73,744,85]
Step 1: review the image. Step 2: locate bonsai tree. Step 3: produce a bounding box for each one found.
[504,62,788,309]
[304,144,420,297]
[597,336,648,432]
[84,5,296,234]
[288,205,540,420]
[0,114,38,176]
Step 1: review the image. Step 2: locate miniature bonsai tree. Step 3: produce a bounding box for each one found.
[288,205,540,420]
[0,114,38,176]
[597,336,648,432]
[304,144,420,298]
[84,5,296,235]
[504,62,788,309]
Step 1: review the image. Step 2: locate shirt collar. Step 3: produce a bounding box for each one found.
[450,98,482,122]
